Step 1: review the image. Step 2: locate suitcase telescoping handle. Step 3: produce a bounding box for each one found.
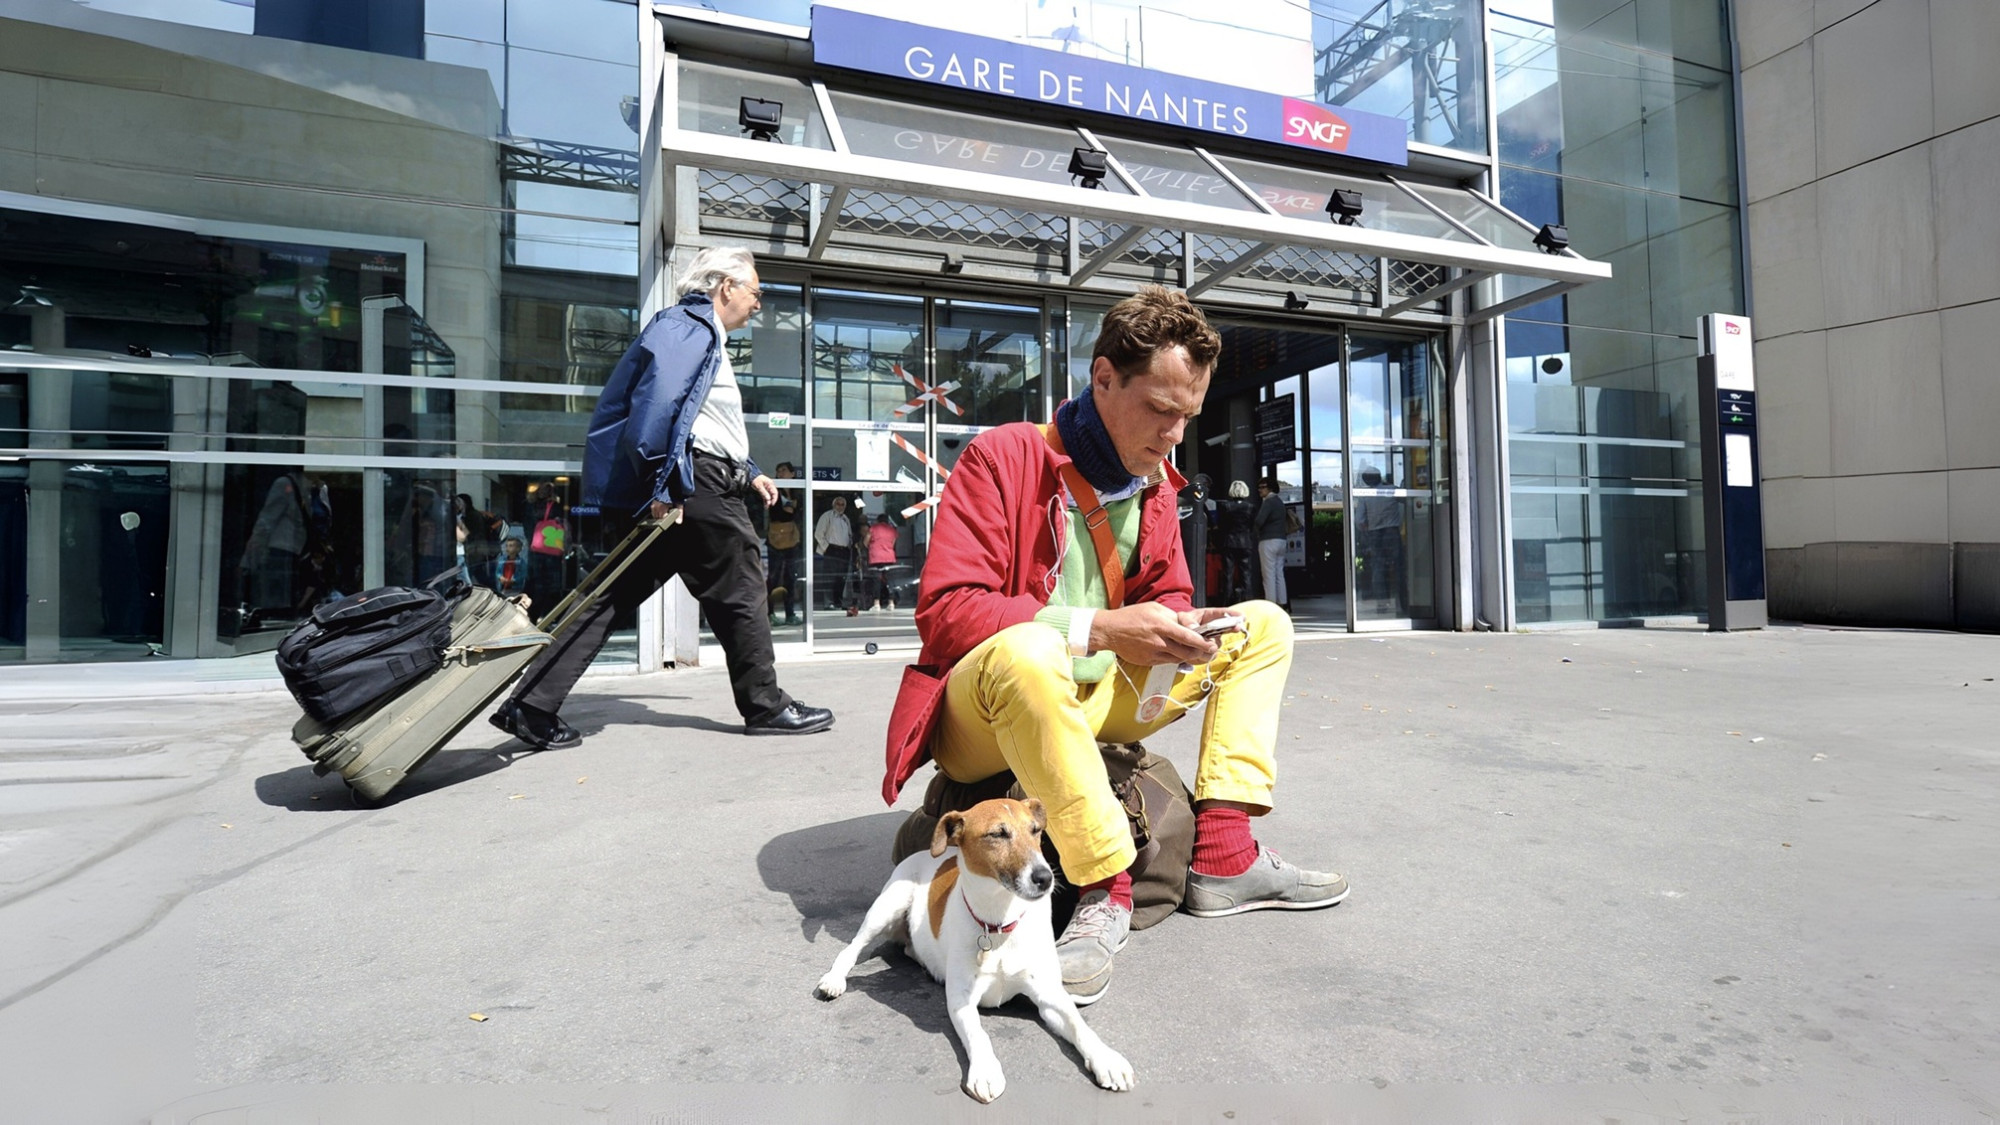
[534,516,672,641]
[442,630,555,666]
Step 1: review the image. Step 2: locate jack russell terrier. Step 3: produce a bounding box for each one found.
[814,797,1135,1103]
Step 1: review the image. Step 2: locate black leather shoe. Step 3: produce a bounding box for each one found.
[744,701,834,736]
[491,698,582,750]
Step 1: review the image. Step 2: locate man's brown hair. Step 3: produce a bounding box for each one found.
[1092,285,1221,382]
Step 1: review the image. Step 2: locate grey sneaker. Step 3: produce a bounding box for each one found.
[1055,890,1131,1007]
[1182,849,1349,918]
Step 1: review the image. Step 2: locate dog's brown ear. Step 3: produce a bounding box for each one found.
[1022,797,1047,834]
[931,811,965,857]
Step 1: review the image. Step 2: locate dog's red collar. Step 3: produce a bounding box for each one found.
[961,890,1020,936]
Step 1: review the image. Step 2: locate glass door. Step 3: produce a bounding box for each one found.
[1347,333,1440,627]
[804,290,1045,653]
[808,290,926,652]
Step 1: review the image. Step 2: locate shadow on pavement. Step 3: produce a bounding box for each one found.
[758,811,907,944]
[561,695,736,737]
[252,741,524,810]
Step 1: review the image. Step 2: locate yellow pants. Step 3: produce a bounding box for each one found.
[931,599,1293,886]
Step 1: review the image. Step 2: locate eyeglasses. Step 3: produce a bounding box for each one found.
[733,279,764,300]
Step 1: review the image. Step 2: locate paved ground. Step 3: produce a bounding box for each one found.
[1,624,1995,1123]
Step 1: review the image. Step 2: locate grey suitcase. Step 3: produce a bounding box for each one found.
[291,518,667,802]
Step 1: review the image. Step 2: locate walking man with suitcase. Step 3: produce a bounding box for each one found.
[491,246,834,749]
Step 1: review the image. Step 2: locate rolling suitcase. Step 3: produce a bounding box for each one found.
[290,517,669,802]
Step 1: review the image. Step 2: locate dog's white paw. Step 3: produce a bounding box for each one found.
[963,1058,1006,1103]
[1087,1047,1135,1092]
[813,972,847,1000]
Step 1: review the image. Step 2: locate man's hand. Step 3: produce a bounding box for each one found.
[750,474,778,507]
[1089,602,1218,667]
[648,499,675,520]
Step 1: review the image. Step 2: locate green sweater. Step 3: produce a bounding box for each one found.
[1031,493,1142,683]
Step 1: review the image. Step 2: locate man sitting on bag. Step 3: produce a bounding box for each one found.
[881,285,1345,1008]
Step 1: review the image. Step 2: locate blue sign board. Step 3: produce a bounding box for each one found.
[811,7,1408,167]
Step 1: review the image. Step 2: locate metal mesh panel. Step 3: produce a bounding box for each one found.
[837,191,1066,254]
[1191,234,1260,273]
[1074,221,1177,267]
[1076,219,1126,256]
[1248,244,1377,291]
[1129,229,1180,266]
[1388,259,1448,297]
[697,170,810,227]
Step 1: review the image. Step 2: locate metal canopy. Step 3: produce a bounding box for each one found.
[658,55,1608,321]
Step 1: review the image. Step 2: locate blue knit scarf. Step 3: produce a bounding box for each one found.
[1054,389,1142,496]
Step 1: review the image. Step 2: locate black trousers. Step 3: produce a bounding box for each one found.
[510,454,790,723]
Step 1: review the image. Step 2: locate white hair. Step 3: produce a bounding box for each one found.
[674,246,756,301]
[1229,479,1249,498]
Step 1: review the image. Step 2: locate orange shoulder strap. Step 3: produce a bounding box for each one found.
[1043,424,1124,609]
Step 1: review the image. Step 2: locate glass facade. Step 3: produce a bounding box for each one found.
[1,0,641,664]
[2,0,1745,667]
[1491,0,1741,623]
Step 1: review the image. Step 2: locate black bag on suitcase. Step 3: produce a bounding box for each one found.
[276,584,457,725]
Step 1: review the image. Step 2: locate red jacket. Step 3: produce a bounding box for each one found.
[881,421,1191,804]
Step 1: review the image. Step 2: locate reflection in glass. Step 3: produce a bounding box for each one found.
[508,47,639,149]
[679,61,829,148]
[504,0,633,65]
[510,181,639,276]
[1096,135,1258,210]
[829,91,1130,193]
[812,291,924,424]
[1067,304,1107,398]
[733,286,807,472]
[42,462,172,661]
[761,475,808,638]
[1219,155,1463,239]
[795,485,927,652]
[1312,0,1487,153]
[0,206,409,369]
[935,300,1043,427]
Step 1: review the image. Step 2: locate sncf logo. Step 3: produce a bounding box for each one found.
[1724,322,1743,335]
[1281,98,1351,152]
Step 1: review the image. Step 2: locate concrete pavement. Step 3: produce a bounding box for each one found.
[1,625,1996,1123]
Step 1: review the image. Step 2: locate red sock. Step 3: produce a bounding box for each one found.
[1191,807,1260,877]
[1079,870,1133,911]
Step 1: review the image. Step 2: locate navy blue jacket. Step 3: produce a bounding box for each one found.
[582,294,760,516]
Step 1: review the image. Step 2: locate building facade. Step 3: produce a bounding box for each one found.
[1,0,1985,681]
[1736,1,2000,629]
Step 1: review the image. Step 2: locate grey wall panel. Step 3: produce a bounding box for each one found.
[1745,188,1827,337]
[1739,44,1817,203]
[1813,1,1932,177]
[1801,540,1841,619]
[1761,476,1837,552]
[1752,331,1832,480]
[1954,542,2000,631]
[1765,546,1806,619]
[1832,541,1954,626]
[1939,302,2000,473]
[1816,147,1936,327]
[1735,0,1816,69]
[1824,313,1945,478]
[1931,119,2000,307]
[1931,0,2000,134]
[1814,0,1875,34]
[1947,467,2000,546]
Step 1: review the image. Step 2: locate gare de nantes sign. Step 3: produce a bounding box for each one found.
[811,7,1408,167]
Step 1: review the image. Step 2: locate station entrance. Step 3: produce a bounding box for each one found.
[1190,322,1445,631]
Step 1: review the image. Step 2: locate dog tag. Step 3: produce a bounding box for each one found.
[977,932,995,954]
